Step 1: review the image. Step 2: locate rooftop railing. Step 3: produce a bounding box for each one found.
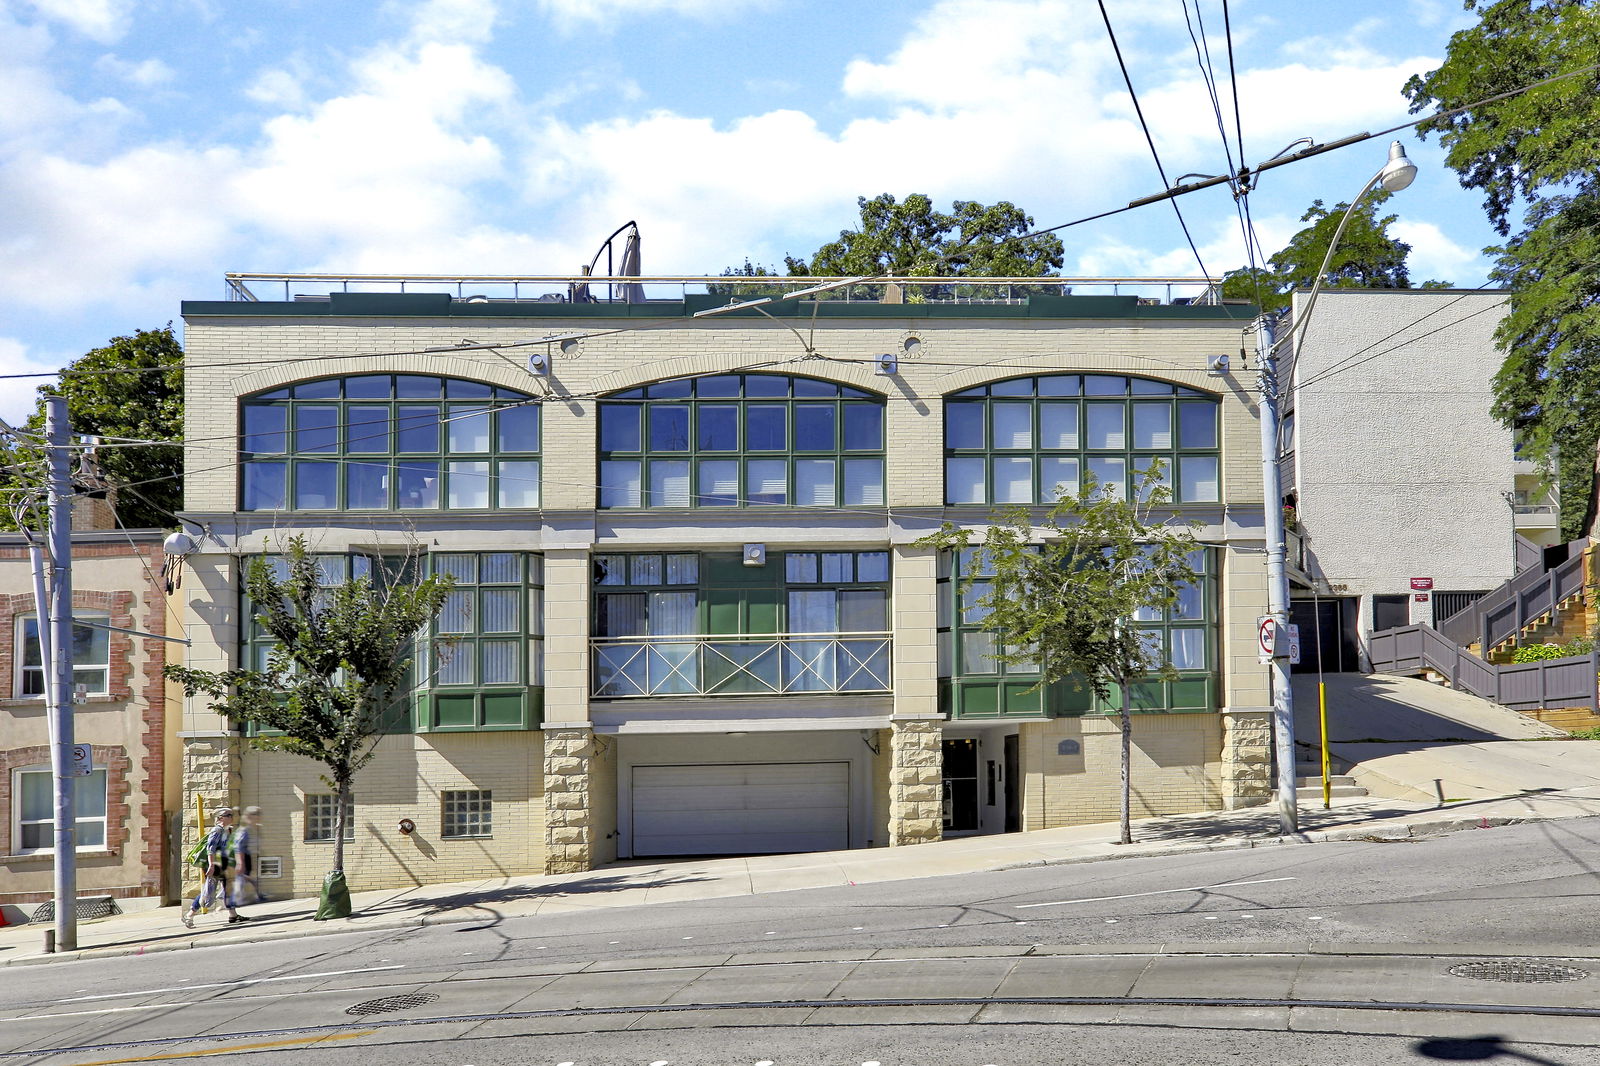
[222,273,1223,307]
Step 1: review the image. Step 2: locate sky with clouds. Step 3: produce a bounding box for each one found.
[0,0,1501,422]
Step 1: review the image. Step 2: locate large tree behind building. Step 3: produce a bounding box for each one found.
[1220,192,1451,315]
[717,193,1064,287]
[0,326,183,530]
[1403,0,1600,540]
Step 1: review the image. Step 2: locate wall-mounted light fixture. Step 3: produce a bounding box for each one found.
[397,818,416,835]
[743,543,766,567]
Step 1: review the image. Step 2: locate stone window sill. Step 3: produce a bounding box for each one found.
[3,849,118,863]
[2,695,126,710]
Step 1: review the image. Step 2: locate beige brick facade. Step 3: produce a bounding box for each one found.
[176,294,1275,890]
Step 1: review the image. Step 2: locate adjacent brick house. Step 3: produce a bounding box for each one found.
[0,525,175,917]
[176,277,1275,895]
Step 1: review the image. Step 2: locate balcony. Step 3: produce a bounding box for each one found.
[592,632,892,698]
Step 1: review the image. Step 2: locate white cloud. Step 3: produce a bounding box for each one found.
[1392,219,1488,285]
[244,68,309,110]
[0,337,63,424]
[405,0,499,46]
[94,53,175,86]
[25,0,132,42]
[534,0,757,31]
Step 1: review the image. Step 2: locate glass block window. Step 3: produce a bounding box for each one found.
[944,374,1221,505]
[304,793,354,842]
[597,374,886,508]
[442,790,492,838]
[13,767,108,852]
[240,375,541,512]
[16,614,110,697]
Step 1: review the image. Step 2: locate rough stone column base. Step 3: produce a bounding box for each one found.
[178,733,242,893]
[543,728,597,874]
[888,718,943,846]
[1219,707,1273,809]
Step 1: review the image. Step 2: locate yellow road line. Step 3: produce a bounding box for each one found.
[65,1029,374,1065]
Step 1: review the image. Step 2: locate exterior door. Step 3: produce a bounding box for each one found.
[630,761,849,856]
[941,738,979,833]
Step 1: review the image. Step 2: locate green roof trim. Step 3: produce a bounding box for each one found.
[182,292,1255,321]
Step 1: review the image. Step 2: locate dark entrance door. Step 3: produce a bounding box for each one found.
[1288,597,1361,673]
[1003,733,1020,833]
[941,738,979,833]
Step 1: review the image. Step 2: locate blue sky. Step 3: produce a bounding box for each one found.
[0,0,1502,422]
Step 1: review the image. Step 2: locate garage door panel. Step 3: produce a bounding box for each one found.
[630,761,849,856]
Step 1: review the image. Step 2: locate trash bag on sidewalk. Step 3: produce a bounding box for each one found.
[314,871,351,921]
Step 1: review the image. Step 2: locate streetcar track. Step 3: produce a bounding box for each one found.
[10,991,1600,1061]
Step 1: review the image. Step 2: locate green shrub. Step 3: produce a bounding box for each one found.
[1512,643,1568,663]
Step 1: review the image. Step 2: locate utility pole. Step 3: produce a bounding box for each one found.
[1255,314,1298,835]
[45,396,77,951]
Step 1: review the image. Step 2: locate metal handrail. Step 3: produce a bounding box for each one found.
[591,631,892,698]
[221,272,1222,305]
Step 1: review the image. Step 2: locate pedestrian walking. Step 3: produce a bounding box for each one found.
[233,806,270,904]
[181,807,247,927]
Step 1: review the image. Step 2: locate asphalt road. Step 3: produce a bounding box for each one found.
[7,817,1600,1064]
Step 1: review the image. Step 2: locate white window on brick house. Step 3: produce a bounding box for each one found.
[304,794,353,842]
[16,613,111,698]
[441,790,492,838]
[13,766,108,853]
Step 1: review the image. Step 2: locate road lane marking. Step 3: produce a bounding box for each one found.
[1015,876,1299,909]
[64,1030,372,1065]
[51,966,406,1004]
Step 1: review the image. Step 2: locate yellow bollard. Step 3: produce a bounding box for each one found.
[1319,681,1331,809]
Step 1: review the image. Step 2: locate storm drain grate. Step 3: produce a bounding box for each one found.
[345,992,440,1016]
[1447,960,1590,984]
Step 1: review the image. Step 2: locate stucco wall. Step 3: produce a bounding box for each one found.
[1290,290,1517,606]
[1018,714,1223,828]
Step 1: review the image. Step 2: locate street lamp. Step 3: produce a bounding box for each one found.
[1256,140,1416,835]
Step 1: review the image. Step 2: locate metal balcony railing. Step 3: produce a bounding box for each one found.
[591,632,892,698]
[221,273,1222,307]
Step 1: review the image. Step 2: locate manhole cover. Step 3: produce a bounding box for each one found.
[1447,960,1590,984]
[345,992,440,1016]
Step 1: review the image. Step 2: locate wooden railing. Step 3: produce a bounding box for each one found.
[1437,538,1589,650]
[1369,624,1598,713]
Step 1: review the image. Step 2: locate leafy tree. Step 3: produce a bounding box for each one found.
[1403,0,1600,541]
[1221,192,1450,314]
[786,193,1064,279]
[0,326,183,530]
[166,538,452,918]
[706,259,786,297]
[918,468,1201,845]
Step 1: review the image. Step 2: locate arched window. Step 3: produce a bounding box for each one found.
[240,375,541,511]
[597,374,886,508]
[943,374,1220,506]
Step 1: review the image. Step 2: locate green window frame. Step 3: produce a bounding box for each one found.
[943,374,1221,506]
[240,374,541,512]
[420,552,543,732]
[241,550,543,735]
[937,546,1216,717]
[596,374,886,509]
[591,550,891,636]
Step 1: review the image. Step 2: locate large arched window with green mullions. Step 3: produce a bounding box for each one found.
[239,375,541,512]
[597,373,886,508]
[943,374,1221,506]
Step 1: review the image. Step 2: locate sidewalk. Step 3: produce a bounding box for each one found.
[6,784,1600,967]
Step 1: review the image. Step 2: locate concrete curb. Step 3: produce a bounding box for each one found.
[0,807,1582,968]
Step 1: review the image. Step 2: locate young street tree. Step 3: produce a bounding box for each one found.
[1403,0,1600,539]
[918,469,1201,845]
[1220,191,1450,315]
[0,326,183,530]
[167,538,452,918]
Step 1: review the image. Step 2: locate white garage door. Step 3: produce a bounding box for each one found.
[631,762,850,856]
